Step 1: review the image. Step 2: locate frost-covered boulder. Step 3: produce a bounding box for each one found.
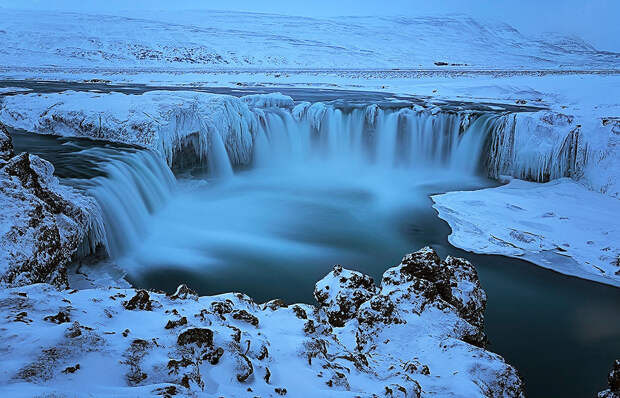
[380,247,487,344]
[241,92,295,108]
[0,130,98,288]
[314,264,377,327]
[599,360,620,398]
[0,248,524,397]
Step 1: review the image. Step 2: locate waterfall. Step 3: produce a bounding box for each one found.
[70,147,176,259]
[70,101,566,263]
[250,105,500,175]
[11,94,605,267]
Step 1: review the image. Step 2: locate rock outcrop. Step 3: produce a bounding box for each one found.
[0,124,98,288]
[0,248,524,397]
[599,360,620,398]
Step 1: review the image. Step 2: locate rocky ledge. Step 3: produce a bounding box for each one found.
[0,247,524,397]
[0,123,98,288]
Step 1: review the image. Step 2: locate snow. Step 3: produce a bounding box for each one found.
[0,9,617,71]
[0,248,523,397]
[432,178,620,287]
[242,93,295,108]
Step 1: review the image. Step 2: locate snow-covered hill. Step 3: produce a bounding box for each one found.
[0,9,618,70]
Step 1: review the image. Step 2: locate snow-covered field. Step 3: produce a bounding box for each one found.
[0,9,618,70]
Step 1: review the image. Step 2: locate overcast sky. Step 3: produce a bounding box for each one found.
[3,0,619,51]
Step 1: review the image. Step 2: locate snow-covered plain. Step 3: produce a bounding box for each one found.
[0,9,618,70]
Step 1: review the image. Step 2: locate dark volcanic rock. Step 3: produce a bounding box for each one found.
[382,246,487,335]
[44,311,71,324]
[0,122,15,162]
[123,290,153,311]
[177,328,214,348]
[165,316,188,329]
[231,309,259,327]
[168,284,198,301]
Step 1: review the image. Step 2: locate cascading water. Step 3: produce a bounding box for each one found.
[15,103,504,269]
[252,105,500,175]
[72,147,176,258]
[8,129,177,262]
[91,103,509,299]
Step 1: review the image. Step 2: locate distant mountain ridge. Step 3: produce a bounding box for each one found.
[0,8,617,69]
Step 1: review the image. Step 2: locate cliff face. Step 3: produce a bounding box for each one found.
[0,123,97,288]
[0,247,524,397]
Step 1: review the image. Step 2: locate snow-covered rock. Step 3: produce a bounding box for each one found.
[242,93,295,109]
[432,178,620,286]
[0,248,524,397]
[599,360,620,398]
[0,125,99,288]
